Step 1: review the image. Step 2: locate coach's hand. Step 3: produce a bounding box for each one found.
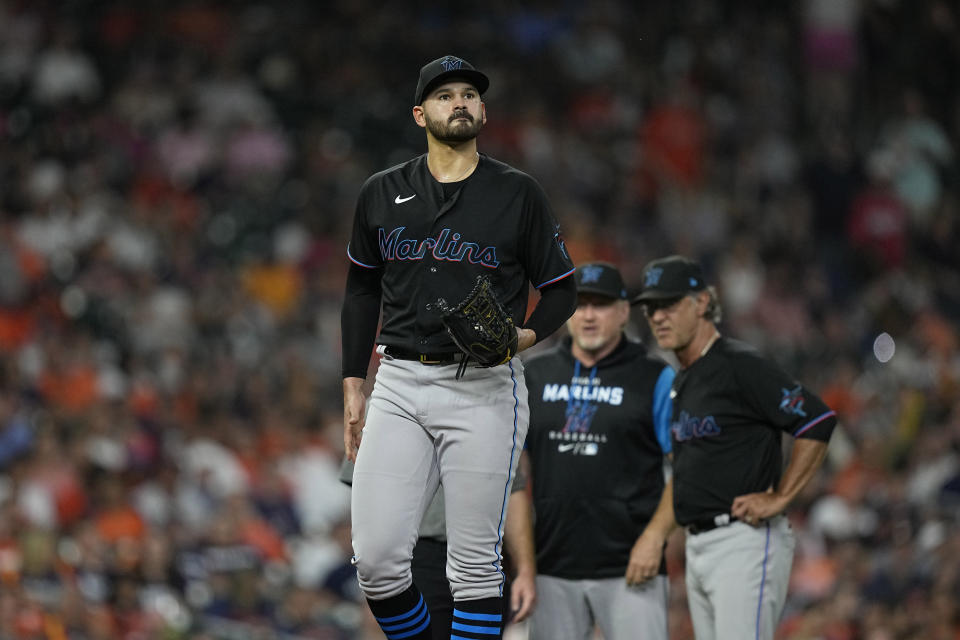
[731,487,787,526]
[626,530,664,586]
[510,568,536,622]
[343,377,367,462]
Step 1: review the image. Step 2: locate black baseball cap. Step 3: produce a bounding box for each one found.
[575,262,629,300]
[633,255,706,303]
[415,55,489,105]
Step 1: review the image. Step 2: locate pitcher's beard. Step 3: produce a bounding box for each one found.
[425,112,483,143]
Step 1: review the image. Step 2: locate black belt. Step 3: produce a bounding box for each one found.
[687,514,738,535]
[385,346,460,365]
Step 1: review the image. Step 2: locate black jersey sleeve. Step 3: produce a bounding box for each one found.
[522,275,576,344]
[519,178,575,289]
[346,180,382,269]
[736,352,837,442]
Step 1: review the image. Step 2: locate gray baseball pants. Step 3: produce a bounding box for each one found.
[351,354,528,602]
[684,515,796,640]
[530,574,669,640]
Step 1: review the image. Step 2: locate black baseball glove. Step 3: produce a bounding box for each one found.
[433,275,519,378]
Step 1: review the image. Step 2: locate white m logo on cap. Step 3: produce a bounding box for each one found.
[440,56,464,71]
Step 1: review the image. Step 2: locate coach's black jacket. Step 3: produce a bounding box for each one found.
[523,337,674,580]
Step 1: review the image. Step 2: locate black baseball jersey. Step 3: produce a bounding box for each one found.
[670,336,837,526]
[346,153,574,353]
[524,337,675,580]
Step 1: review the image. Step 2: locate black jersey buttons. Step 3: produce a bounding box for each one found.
[429,266,437,273]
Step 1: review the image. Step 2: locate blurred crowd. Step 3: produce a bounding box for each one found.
[0,0,958,638]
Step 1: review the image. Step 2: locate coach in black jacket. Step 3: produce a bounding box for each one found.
[523,262,675,640]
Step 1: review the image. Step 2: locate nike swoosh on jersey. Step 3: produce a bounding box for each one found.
[557,443,576,452]
[395,194,416,204]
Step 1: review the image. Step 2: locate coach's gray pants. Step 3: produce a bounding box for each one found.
[530,574,668,640]
[351,354,528,602]
[685,515,795,640]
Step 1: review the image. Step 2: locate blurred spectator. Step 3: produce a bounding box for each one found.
[847,151,909,277]
[876,88,954,226]
[30,25,101,106]
[638,79,706,190]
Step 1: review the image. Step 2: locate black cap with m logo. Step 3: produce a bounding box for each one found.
[414,55,489,105]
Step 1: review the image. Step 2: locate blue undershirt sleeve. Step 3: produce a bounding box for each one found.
[652,365,676,454]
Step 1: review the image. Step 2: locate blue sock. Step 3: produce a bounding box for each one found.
[450,597,504,640]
